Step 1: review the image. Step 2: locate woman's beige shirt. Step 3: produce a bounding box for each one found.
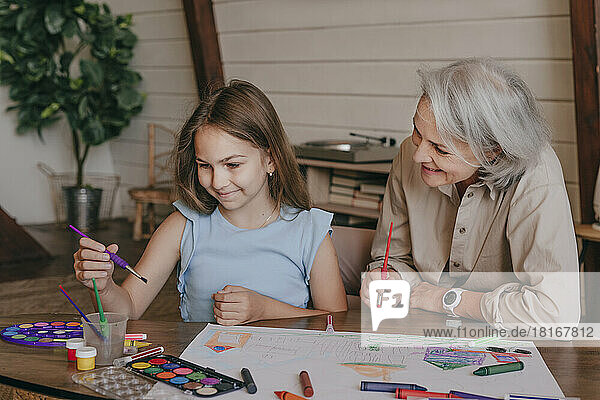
[369,138,580,327]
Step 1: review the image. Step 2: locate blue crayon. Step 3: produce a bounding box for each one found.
[360,381,427,393]
[450,390,502,400]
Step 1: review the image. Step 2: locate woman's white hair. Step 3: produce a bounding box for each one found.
[418,57,551,190]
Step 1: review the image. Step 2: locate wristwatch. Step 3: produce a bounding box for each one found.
[442,288,465,317]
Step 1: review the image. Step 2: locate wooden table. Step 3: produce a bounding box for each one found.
[0,312,598,399]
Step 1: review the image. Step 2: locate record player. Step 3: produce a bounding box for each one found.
[294,133,399,163]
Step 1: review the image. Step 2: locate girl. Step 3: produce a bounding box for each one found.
[73,80,347,325]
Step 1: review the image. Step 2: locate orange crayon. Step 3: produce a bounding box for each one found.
[274,391,309,400]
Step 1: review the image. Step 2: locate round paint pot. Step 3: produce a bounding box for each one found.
[76,346,97,371]
[66,338,86,362]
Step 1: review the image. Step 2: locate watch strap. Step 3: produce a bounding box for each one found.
[443,288,465,317]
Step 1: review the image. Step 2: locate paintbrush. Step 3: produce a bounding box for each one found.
[68,224,148,284]
[92,278,110,338]
[58,284,104,340]
[381,221,393,280]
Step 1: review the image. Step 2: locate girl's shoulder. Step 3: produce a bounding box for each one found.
[280,205,333,224]
[172,200,211,222]
[279,206,333,237]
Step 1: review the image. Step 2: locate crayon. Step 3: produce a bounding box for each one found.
[473,361,524,376]
[449,390,502,400]
[241,368,257,394]
[124,339,152,347]
[125,333,147,340]
[361,381,428,392]
[274,391,309,400]
[396,389,456,399]
[299,370,313,397]
[513,348,532,355]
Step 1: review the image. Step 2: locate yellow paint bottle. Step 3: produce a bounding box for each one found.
[76,346,97,371]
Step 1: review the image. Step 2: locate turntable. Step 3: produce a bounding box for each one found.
[294,133,399,163]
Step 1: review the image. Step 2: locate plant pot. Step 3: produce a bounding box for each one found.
[62,186,103,232]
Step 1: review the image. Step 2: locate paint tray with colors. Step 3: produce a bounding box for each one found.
[126,354,244,397]
[1,321,83,347]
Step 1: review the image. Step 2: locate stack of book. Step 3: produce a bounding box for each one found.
[328,169,387,211]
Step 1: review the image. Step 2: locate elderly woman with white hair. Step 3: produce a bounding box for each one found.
[360,58,580,328]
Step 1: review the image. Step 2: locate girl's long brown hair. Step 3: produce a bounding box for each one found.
[173,80,311,214]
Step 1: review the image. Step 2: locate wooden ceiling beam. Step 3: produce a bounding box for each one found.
[182,0,224,94]
[569,0,600,224]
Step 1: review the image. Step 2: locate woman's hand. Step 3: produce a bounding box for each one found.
[410,281,446,313]
[73,237,117,292]
[359,267,402,307]
[212,285,268,326]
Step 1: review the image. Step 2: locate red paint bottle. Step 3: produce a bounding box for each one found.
[66,338,85,362]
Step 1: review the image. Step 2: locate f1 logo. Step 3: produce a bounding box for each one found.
[369,279,410,331]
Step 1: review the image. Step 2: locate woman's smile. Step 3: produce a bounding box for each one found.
[421,164,442,175]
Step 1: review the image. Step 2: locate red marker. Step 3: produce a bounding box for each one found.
[381,221,393,280]
[396,388,459,399]
[274,391,309,400]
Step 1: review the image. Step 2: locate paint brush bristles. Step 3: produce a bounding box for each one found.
[68,224,148,284]
[381,221,393,280]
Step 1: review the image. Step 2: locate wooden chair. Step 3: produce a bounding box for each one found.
[331,225,375,309]
[128,123,177,240]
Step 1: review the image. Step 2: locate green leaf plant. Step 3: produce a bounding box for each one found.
[0,0,145,186]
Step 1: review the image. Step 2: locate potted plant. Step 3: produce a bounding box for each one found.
[0,0,144,230]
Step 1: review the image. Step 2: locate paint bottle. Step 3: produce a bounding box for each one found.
[66,338,85,362]
[76,346,97,371]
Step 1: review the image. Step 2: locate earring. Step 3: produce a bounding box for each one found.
[268,171,273,177]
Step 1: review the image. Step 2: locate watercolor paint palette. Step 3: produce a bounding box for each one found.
[126,354,245,397]
[1,321,83,347]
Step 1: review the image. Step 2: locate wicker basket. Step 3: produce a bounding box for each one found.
[38,162,120,224]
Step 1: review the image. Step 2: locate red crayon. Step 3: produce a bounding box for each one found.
[396,388,459,399]
[299,370,313,397]
[274,391,309,400]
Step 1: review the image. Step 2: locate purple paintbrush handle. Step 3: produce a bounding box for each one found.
[106,251,129,269]
[68,224,146,283]
[68,225,90,239]
[68,225,129,269]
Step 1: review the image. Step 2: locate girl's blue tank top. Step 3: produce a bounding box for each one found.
[173,200,333,322]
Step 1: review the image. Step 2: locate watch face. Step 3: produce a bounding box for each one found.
[444,291,457,305]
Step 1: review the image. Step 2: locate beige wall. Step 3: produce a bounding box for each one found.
[106,0,579,222]
[215,0,580,221]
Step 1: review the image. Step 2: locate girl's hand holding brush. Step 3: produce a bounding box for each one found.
[73,237,118,293]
